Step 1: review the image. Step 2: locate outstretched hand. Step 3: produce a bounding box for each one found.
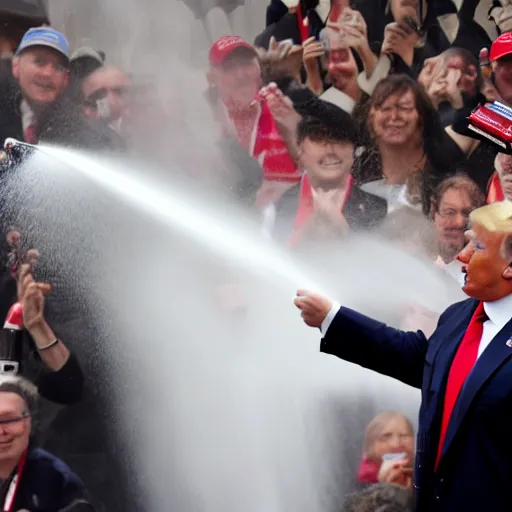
[294,289,332,328]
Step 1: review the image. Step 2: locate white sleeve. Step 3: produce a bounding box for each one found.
[357,55,391,96]
[320,301,341,337]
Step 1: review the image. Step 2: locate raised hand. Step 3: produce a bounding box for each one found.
[381,22,419,67]
[489,1,512,35]
[17,264,51,331]
[256,36,303,82]
[338,7,369,54]
[259,82,302,133]
[479,47,501,103]
[302,36,325,70]
[301,36,325,95]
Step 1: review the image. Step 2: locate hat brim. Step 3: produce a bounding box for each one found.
[70,50,103,65]
[17,42,69,63]
[492,50,512,62]
[211,44,257,66]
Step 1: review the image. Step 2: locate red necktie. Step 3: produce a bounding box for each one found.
[24,123,37,144]
[435,302,488,469]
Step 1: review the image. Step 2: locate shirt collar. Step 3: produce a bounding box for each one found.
[20,99,35,133]
[315,0,331,23]
[484,293,512,330]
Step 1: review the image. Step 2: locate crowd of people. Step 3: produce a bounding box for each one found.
[0,0,510,510]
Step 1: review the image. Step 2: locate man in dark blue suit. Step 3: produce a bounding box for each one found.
[294,200,512,511]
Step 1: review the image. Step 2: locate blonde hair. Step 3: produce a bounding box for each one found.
[363,411,414,458]
[469,200,512,233]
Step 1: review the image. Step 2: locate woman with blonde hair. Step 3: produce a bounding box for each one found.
[357,411,415,489]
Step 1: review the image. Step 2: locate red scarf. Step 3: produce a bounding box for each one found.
[356,456,381,484]
[251,100,302,183]
[295,3,309,43]
[4,450,28,512]
[487,171,505,203]
[223,100,302,185]
[289,173,353,246]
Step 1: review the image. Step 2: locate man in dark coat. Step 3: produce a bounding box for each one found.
[295,200,512,511]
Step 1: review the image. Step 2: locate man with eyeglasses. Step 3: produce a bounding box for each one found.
[431,175,485,285]
[0,375,94,511]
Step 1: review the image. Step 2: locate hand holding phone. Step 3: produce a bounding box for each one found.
[379,452,413,489]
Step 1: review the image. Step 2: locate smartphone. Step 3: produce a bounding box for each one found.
[404,16,423,36]
[382,452,407,462]
[380,452,407,475]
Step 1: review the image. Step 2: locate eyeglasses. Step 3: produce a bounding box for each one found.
[0,414,30,431]
[437,208,472,220]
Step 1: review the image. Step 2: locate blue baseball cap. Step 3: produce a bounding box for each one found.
[16,27,69,62]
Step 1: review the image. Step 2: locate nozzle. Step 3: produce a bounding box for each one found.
[2,138,37,167]
[4,138,35,151]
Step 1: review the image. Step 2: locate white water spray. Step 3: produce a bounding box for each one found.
[37,145,327,295]
[5,147,465,511]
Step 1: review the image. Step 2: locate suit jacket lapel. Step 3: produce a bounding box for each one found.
[429,299,477,385]
[441,316,512,463]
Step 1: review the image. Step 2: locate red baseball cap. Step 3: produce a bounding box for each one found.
[490,32,512,62]
[208,35,257,66]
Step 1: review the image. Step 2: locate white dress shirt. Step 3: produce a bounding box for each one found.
[479,293,512,358]
[20,99,35,135]
[321,293,512,360]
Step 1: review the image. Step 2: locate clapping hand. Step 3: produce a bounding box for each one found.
[311,187,350,233]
